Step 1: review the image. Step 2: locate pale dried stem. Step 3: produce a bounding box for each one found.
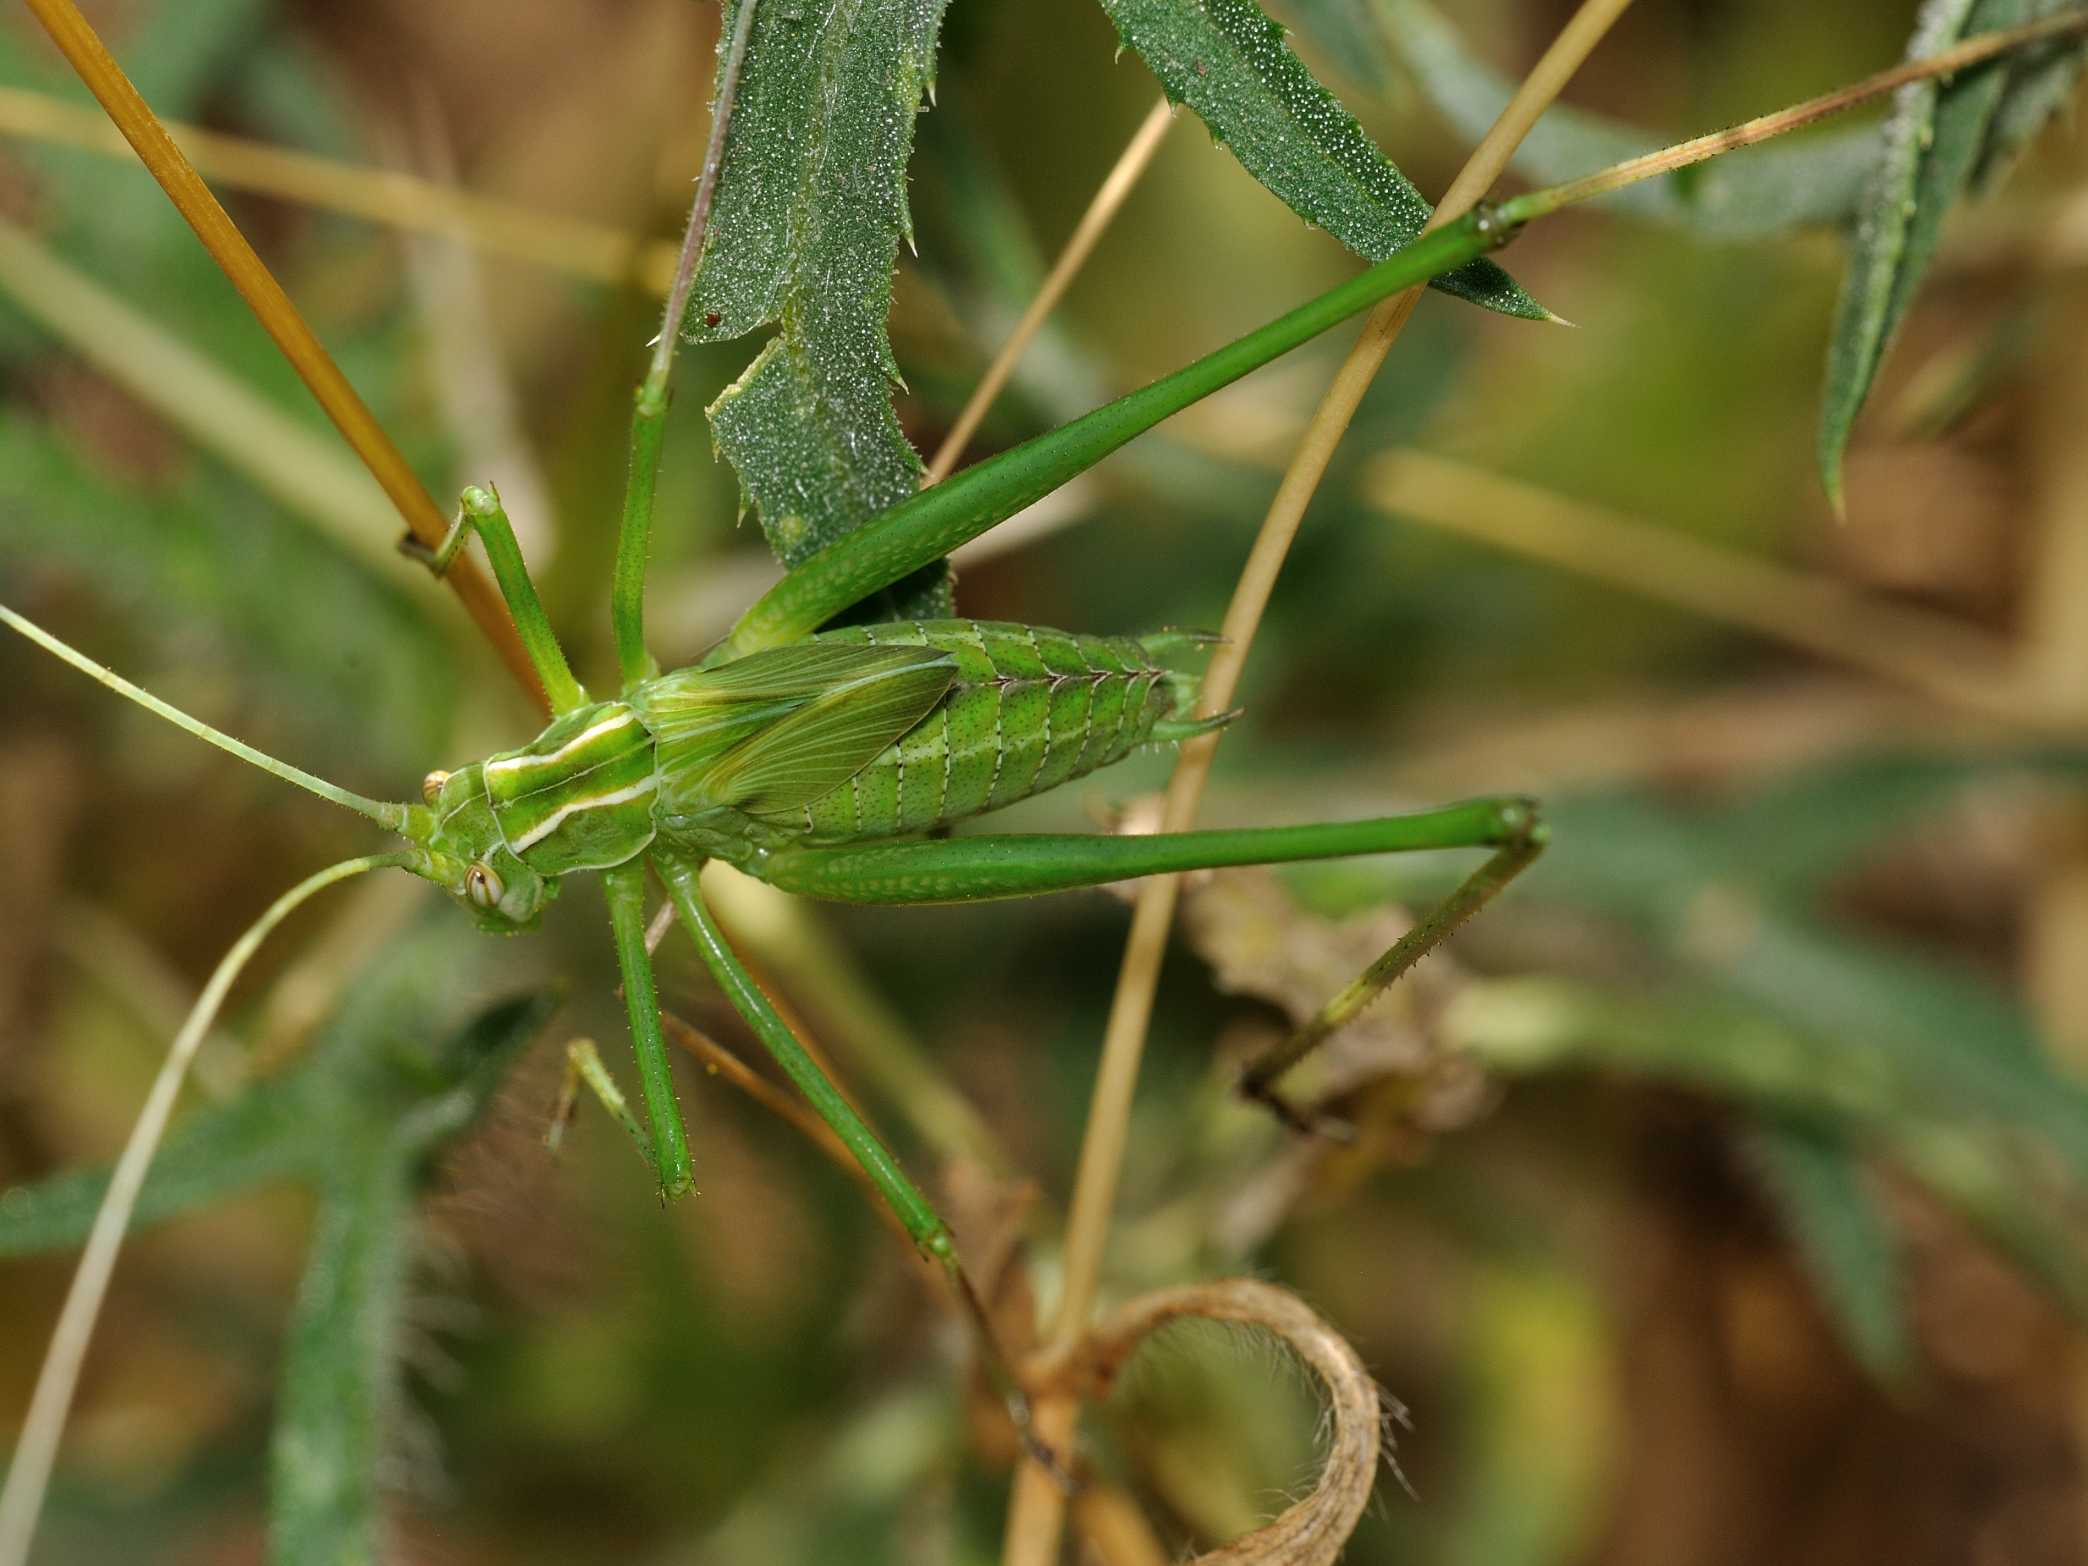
[395,93,561,560]
[2020,285,2088,1062]
[0,85,662,285]
[1504,8,2088,224]
[1141,410,2071,730]
[924,97,1176,486]
[1002,4,1639,1560]
[0,215,402,568]
[1364,451,2048,726]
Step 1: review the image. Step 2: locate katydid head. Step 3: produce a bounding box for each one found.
[408,764,558,932]
[0,606,562,932]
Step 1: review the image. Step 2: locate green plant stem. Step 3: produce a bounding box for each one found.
[613,0,759,688]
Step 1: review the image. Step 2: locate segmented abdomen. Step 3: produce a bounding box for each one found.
[776,620,1181,840]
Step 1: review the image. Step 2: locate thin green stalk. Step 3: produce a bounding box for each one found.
[614,0,759,687]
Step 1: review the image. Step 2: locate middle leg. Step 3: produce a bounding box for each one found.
[650,851,1049,1459]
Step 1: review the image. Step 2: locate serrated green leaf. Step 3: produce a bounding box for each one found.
[1820,0,2086,510]
[1350,0,1877,240]
[1742,1120,1913,1385]
[1096,0,1548,319]
[687,0,956,623]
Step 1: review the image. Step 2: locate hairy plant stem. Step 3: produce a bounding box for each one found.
[20,0,544,706]
[1001,2,1640,1559]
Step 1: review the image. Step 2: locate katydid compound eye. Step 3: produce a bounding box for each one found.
[422,769,452,806]
[465,862,504,910]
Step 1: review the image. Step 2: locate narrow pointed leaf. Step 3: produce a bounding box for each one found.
[1742,1120,1913,1385]
[1820,0,2086,508]
[1349,0,1877,240]
[268,1141,412,1566]
[1098,0,1546,318]
[1974,2,2088,186]
[687,0,956,622]
[0,1090,307,1258]
[1446,977,2088,1325]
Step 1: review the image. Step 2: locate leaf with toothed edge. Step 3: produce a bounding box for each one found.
[685,0,957,624]
[1095,0,1551,320]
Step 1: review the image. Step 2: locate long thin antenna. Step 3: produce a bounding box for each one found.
[0,852,408,1566]
[2,605,410,832]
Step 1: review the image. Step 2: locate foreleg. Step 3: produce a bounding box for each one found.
[401,484,586,714]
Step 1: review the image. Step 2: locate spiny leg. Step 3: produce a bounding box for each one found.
[548,1038,655,1170]
[650,851,1053,1468]
[613,0,758,691]
[747,796,1546,1131]
[1236,827,1546,1136]
[400,484,587,715]
[602,860,696,1199]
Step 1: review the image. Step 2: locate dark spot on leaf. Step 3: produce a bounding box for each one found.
[705,312,722,328]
